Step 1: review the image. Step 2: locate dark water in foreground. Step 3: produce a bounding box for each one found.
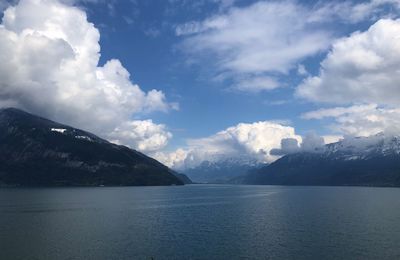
[1,185,400,260]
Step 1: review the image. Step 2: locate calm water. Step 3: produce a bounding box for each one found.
[1,185,400,260]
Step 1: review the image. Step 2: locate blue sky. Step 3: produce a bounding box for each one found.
[84,1,337,137]
[1,0,400,168]
[82,0,398,140]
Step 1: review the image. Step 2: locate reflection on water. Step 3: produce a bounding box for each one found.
[1,185,400,259]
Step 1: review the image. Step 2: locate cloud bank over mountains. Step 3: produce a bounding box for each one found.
[0,0,176,153]
[270,133,327,156]
[155,121,301,169]
[155,122,341,170]
[155,120,343,170]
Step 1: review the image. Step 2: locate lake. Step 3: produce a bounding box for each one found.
[1,185,400,259]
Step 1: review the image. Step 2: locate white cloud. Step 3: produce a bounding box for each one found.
[298,17,400,139]
[0,0,176,153]
[322,135,343,144]
[155,121,301,169]
[302,104,400,137]
[297,19,400,106]
[176,1,400,93]
[270,138,300,156]
[233,76,279,92]
[302,104,378,120]
[308,0,400,24]
[270,132,327,155]
[108,120,172,153]
[264,99,290,106]
[153,148,188,170]
[297,64,308,76]
[155,120,344,168]
[347,0,400,22]
[301,132,325,152]
[176,1,332,92]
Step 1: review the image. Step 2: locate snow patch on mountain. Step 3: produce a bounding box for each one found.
[75,135,93,142]
[51,128,67,134]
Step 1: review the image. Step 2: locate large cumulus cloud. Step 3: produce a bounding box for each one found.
[297,19,400,106]
[155,121,302,169]
[108,120,172,153]
[0,0,176,153]
[297,18,400,139]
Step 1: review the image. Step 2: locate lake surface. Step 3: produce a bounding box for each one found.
[1,185,400,260]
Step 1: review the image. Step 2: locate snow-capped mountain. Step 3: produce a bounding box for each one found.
[184,157,266,183]
[324,133,400,159]
[242,133,400,187]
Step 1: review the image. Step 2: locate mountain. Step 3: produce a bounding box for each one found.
[184,157,266,183]
[0,108,185,186]
[242,133,400,187]
[172,172,193,184]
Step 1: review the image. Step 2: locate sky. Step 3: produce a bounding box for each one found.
[0,0,400,169]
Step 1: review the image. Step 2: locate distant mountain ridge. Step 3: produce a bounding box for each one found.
[0,108,188,186]
[241,133,400,187]
[184,157,266,183]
